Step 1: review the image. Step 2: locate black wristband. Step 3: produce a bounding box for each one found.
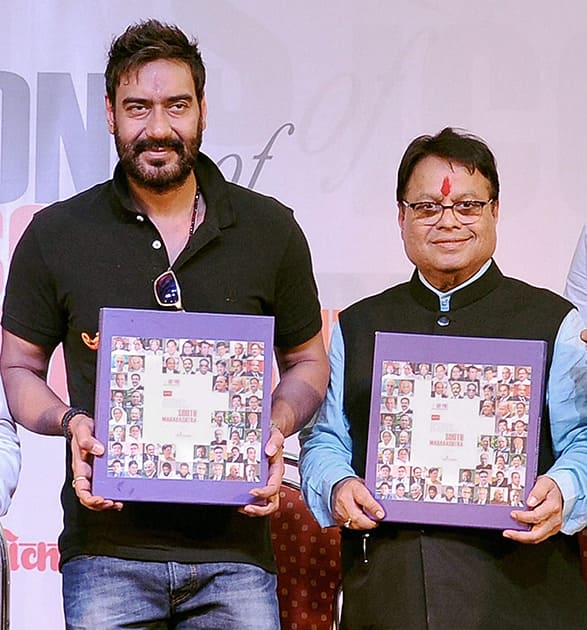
[61,407,91,441]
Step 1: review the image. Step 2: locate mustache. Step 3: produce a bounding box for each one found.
[132,137,184,156]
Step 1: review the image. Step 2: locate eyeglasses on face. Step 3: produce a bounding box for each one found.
[400,199,494,225]
[153,269,183,311]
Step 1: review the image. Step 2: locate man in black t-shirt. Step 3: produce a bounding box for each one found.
[0,19,328,630]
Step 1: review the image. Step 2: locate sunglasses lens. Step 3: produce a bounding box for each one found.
[155,272,180,305]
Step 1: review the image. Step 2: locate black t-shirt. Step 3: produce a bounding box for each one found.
[2,152,322,571]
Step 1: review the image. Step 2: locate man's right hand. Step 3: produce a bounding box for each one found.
[331,477,385,530]
[69,414,123,511]
[0,329,123,511]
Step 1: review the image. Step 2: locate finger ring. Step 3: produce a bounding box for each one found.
[72,476,87,488]
[344,517,352,528]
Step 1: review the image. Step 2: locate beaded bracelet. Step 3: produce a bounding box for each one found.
[61,407,91,441]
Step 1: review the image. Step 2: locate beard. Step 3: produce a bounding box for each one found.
[114,118,203,193]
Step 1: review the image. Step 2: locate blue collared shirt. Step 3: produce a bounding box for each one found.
[0,382,20,516]
[300,284,587,534]
[565,224,587,321]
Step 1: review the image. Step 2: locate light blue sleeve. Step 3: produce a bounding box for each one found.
[0,382,21,516]
[544,308,587,534]
[299,323,358,527]
[564,225,587,321]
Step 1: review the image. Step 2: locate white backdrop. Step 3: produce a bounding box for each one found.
[1,1,586,628]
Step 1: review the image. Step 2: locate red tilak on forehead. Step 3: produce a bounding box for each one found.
[440,176,451,197]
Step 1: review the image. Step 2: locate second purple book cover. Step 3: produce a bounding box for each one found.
[365,332,546,530]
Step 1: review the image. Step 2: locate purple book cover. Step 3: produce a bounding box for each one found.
[92,308,274,505]
[364,332,546,530]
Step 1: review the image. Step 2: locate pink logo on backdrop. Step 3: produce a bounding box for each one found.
[8,205,43,252]
[4,529,59,572]
[2,204,45,299]
[4,204,68,397]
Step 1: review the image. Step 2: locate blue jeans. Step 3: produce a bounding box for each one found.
[62,556,280,629]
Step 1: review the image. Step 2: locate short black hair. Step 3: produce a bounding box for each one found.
[105,19,206,103]
[396,127,499,201]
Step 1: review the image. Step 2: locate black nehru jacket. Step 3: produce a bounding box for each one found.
[340,262,570,478]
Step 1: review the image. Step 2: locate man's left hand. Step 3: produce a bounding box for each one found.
[239,423,284,517]
[503,475,563,543]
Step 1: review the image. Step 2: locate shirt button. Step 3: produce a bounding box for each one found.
[152,240,162,250]
[136,214,144,222]
[437,315,450,327]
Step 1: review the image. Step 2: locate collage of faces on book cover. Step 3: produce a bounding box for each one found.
[375,361,530,507]
[106,336,266,483]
